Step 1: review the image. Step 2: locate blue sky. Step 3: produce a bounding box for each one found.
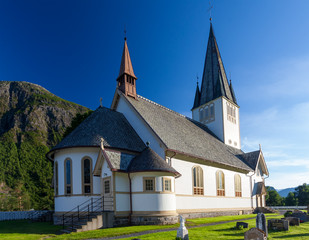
[0,0,308,189]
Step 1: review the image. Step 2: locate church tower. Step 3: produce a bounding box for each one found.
[117,38,137,99]
[192,23,241,149]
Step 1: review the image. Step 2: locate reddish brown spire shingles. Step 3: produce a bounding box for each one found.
[118,39,136,79]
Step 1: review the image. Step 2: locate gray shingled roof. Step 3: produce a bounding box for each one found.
[51,106,145,152]
[127,147,180,176]
[240,150,260,170]
[123,93,252,172]
[105,151,135,171]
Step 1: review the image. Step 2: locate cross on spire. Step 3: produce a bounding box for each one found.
[207,1,213,22]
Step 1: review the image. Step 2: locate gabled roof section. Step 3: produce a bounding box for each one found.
[127,147,180,176]
[256,182,267,195]
[117,39,137,80]
[50,106,145,153]
[241,150,269,176]
[121,92,252,172]
[198,23,235,107]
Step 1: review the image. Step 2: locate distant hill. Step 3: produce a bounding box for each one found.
[277,188,296,197]
[0,81,90,210]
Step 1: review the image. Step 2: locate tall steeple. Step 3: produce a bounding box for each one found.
[191,23,241,149]
[197,23,236,108]
[117,38,137,99]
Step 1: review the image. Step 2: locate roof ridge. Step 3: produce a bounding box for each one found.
[137,95,187,118]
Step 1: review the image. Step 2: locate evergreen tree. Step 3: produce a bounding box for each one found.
[285,192,298,206]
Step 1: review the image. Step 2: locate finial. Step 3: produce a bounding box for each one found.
[146,141,150,147]
[124,25,127,41]
[100,97,103,107]
[100,138,105,150]
[207,1,213,22]
[259,144,261,151]
[196,74,199,86]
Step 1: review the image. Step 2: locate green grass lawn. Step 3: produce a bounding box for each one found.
[0,214,308,240]
[0,220,62,240]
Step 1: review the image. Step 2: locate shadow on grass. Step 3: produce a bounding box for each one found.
[213,227,245,237]
[272,233,309,238]
[0,220,62,235]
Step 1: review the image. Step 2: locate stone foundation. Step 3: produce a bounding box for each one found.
[180,209,253,220]
[54,209,253,228]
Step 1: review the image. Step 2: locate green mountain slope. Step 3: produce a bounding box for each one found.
[0,81,90,210]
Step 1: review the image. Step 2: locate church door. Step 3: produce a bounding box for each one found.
[102,177,113,211]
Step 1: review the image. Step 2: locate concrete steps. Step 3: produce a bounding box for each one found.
[62,214,103,233]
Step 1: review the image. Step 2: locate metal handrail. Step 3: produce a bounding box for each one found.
[62,196,113,230]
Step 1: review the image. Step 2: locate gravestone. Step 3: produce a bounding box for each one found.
[256,213,268,237]
[268,219,289,231]
[291,211,308,223]
[177,215,189,240]
[236,221,248,229]
[282,217,300,226]
[244,228,267,240]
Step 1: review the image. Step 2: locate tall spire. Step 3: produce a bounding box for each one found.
[198,23,235,107]
[117,39,137,80]
[117,38,137,99]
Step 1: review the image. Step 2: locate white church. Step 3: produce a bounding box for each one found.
[48,23,269,227]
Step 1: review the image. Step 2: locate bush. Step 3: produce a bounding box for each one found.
[284,211,293,217]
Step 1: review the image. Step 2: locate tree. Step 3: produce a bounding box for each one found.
[285,192,298,206]
[294,183,309,206]
[266,186,284,206]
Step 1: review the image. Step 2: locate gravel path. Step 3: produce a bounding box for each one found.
[89,217,257,240]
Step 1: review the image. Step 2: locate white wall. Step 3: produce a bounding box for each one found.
[192,98,224,142]
[116,96,165,158]
[222,98,241,149]
[172,157,252,211]
[115,172,176,213]
[54,147,101,212]
[55,196,100,212]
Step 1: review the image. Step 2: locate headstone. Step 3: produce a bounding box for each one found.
[268,219,289,231]
[282,217,300,226]
[256,213,268,237]
[236,221,248,229]
[177,215,189,240]
[291,211,308,223]
[244,228,267,240]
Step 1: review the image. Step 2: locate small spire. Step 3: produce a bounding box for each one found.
[100,97,103,107]
[259,144,262,151]
[124,25,127,41]
[146,141,150,147]
[117,38,136,79]
[196,74,199,86]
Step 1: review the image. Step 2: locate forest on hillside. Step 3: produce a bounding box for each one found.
[266,183,309,207]
[0,81,91,211]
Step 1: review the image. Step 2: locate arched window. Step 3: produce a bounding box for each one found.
[55,161,58,196]
[216,170,225,196]
[235,174,242,197]
[192,166,204,195]
[64,158,72,195]
[82,158,92,194]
